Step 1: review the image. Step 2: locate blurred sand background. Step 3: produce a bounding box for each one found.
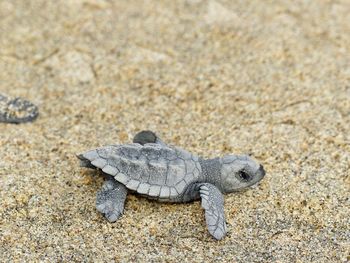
[0,0,349,262]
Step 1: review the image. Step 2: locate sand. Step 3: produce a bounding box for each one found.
[0,0,349,262]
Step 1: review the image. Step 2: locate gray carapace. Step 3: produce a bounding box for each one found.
[78,130,265,240]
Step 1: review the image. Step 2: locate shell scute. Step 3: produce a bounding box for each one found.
[102,165,119,175]
[91,158,107,169]
[137,182,150,194]
[126,179,140,191]
[160,187,170,199]
[149,185,161,197]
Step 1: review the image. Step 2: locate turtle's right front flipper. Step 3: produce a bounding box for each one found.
[133,130,166,146]
[96,177,128,222]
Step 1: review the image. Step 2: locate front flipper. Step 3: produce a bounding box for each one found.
[133,130,166,146]
[96,178,128,222]
[199,183,227,240]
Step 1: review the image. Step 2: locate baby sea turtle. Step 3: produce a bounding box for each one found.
[0,94,38,124]
[78,130,265,240]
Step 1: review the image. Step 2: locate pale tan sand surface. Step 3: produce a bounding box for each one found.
[0,0,349,262]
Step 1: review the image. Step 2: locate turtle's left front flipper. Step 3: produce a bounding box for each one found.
[199,183,227,240]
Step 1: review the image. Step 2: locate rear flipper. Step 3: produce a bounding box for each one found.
[96,177,128,222]
[133,130,166,146]
[77,154,96,169]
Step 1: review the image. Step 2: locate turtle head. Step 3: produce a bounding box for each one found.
[220,155,265,193]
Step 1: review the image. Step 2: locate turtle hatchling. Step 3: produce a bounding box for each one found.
[78,130,265,240]
[0,94,38,124]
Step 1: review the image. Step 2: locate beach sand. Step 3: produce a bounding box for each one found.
[0,0,349,262]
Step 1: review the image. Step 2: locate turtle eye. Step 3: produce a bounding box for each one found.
[238,170,251,182]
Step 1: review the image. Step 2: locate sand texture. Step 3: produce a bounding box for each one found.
[0,0,349,262]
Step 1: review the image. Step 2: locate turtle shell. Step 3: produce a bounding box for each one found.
[81,143,202,199]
